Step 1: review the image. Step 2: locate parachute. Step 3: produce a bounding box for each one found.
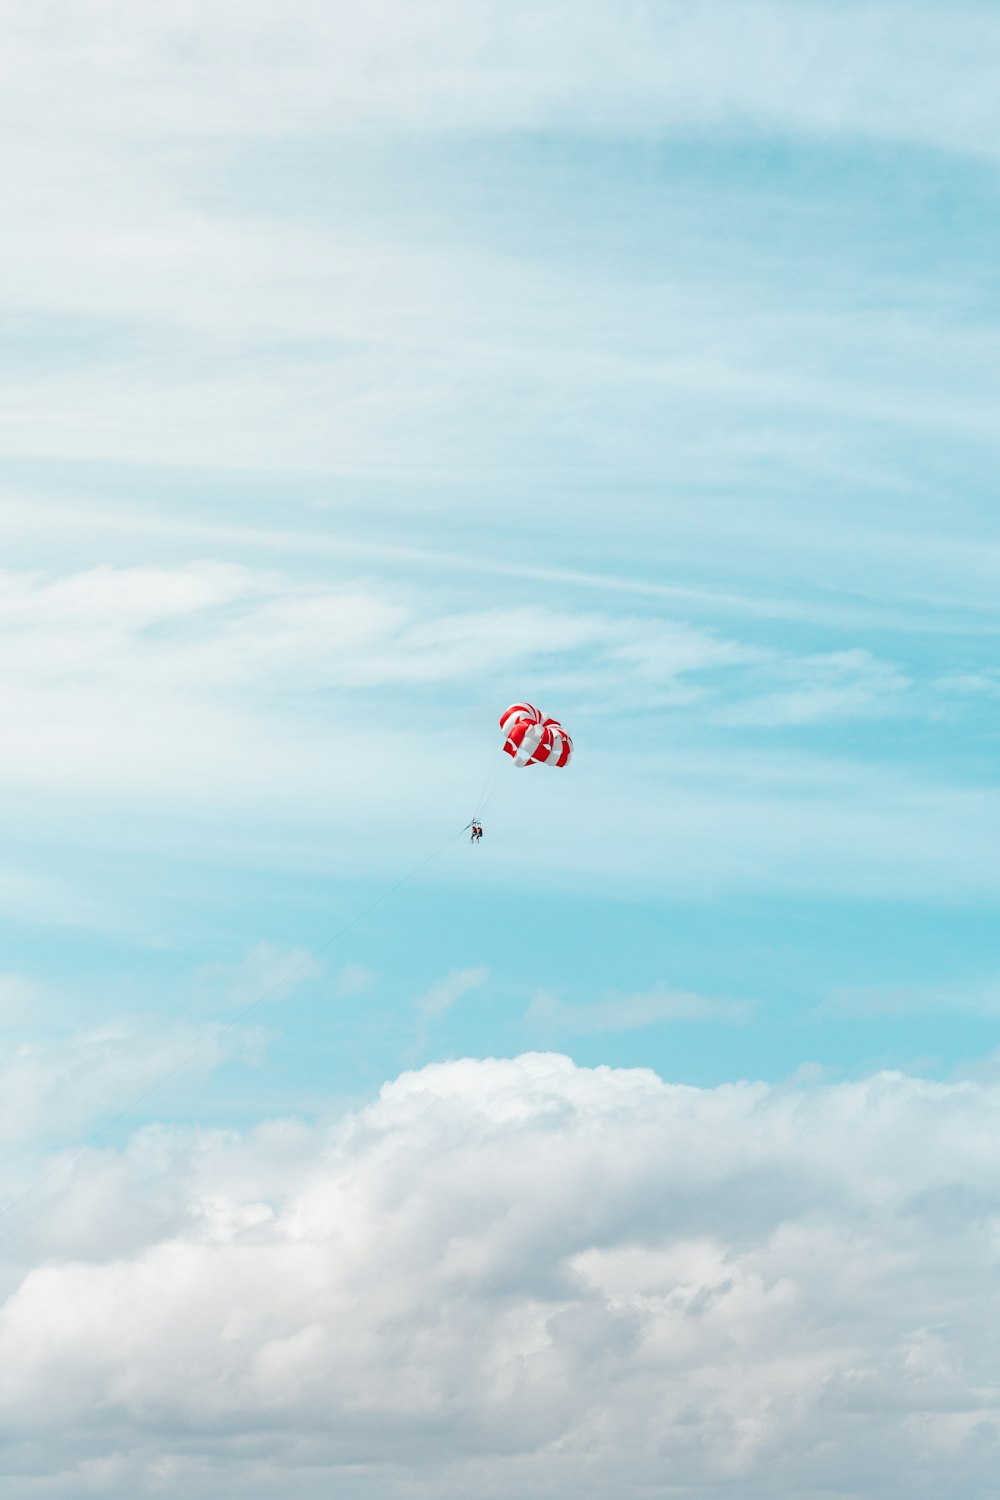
[470,702,573,827]
[499,702,573,768]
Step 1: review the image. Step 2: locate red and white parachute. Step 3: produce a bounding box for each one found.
[469,702,573,828]
[499,702,573,768]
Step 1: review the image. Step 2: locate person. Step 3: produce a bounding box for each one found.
[470,821,483,843]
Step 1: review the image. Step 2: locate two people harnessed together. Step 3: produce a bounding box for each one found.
[470,821,483,844]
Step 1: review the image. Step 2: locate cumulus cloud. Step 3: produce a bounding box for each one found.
[2,1054,1000,1498]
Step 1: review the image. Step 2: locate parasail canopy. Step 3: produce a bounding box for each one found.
[499,702,573,767]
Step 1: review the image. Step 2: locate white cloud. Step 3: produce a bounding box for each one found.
[528,981,753,1034]
[722,647,911,727]
[333,963,377,999]
[419,966,487,1019]
[4,561,1000,912]
[0,564,921,760]
[0,973,44,1025]
[935,670,1000,699]
[0,865,124,936]
[817,974,1000,1019]
[0,1016,260,1153]
[196,944,324,1008]
[0,2,997,501]
[3,1053,1000,1497]
[0,562,782,851]
[3,1,999,154]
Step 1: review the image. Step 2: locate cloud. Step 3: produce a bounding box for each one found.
[816,974,1000,1020]
[0,865,122,935]
[0,563,779,852]
[721,648,911,727]
[0,564,772,722]
[5,561,1000,912]
[0,565,927,782]
[333,963,377,999]
[528,981,753,1034]
[935,670,1000,699]
[1,1,997,506]
[196,944,324,1008]
[0,1016,263,1156]
[4,1,1000,155]
[3,1054,1000,1497]
[0,973,44,1026]
[419,966,488,1019]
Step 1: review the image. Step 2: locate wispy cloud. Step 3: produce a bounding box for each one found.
[3,561,1000,911]
[196,944,324,1008]
[0,974,44,1026]
[0,866,123,936]
[0,1016,261,1153]
[722,648,912,726]
[5,2,1000,153]
[528,982,753,1035]
[935,670,1000,699]
[420,967,488,1019]
[333,964,377,999]
[816,974,1000,1020]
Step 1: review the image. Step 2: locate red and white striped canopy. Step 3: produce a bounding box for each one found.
[499,703,573,768]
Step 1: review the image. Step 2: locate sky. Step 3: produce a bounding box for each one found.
[2,1,1000,1495]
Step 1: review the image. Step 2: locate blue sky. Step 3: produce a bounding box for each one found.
[5,44,1000,1107]
[3,4,1000,1496]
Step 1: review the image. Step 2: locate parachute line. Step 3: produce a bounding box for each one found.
[468,730,506,823]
